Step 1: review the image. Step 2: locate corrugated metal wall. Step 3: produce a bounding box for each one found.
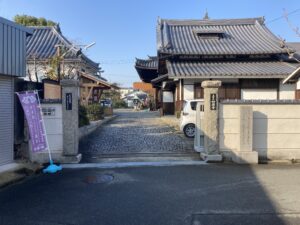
[0,76,14,166]
[0,21,27,77]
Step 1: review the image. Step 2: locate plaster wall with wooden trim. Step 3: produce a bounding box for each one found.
[181,79,297,104]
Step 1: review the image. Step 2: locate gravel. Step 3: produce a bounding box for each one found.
[80,110,194,157]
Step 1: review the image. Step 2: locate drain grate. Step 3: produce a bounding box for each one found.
[84,174,114,184]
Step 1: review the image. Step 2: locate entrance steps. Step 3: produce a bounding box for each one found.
[62,158,206,170]
[82,153,201,163]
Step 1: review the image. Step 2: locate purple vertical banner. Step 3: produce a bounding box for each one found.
[17,92,47,152]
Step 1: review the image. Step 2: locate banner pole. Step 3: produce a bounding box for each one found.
[35,90,53,162]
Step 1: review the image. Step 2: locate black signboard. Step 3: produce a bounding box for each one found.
[66,93,72,110]
[210,93,217,110]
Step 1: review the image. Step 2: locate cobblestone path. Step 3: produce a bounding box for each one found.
[80,109,195,158]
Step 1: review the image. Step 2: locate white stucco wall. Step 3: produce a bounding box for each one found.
[279,81,295,100]
[163,91,174,103]
[297,79,300,89]
[219,103,300,161]
[183,85,194,100]
[241,89,277,100]
[182,79,296,101]
[26,62,92,82]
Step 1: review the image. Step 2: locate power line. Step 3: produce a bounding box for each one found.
[266,8,300,24]
[103,74,138,77]
[99,59,135,65]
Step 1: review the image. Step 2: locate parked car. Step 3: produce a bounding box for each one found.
[100,99,112,107]
[180,99,204,138]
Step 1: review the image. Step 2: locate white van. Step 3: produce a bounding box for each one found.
[180,99,204,138]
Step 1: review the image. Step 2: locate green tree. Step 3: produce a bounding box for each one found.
[14,15,57,26]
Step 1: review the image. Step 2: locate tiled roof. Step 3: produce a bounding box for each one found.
[157,17,291,56]
[26,26,99,69]
[81,72,111,88]
[167,60,299,79]
[135,57,159,83]
[151,74,168,83]
[135,56,158,69]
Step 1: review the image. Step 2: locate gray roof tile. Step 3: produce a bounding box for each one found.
[135,56,158,69]
[26,26,99,69]
[157,17,291,55]
[167,60,299,78]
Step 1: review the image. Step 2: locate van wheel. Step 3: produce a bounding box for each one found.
[184,123,195,138]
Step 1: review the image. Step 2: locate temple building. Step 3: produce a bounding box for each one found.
[26,25,111,104]
[135,16,300,115]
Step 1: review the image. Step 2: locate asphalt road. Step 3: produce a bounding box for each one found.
[1,164,300,225]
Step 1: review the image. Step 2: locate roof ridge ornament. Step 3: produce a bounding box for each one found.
[54,23,61,33]
[203,9,210,20]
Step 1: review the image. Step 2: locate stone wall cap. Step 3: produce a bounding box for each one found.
[221,99,300,105]
[60,79,79,87]
[201,80,222,88]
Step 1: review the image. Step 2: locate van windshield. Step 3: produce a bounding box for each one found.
[190,101,197,111]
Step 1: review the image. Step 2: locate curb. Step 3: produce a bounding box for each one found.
[79,115,117,140]
[62,160,207,169]
[0,163,42,189]
[0,173,26,189]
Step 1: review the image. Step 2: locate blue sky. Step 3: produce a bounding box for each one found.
[0,0,300,87]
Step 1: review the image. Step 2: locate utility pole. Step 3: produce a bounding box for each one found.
[56,45,61,82]
[34,56,39,82]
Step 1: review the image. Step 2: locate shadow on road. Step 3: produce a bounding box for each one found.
[1,164,299,225]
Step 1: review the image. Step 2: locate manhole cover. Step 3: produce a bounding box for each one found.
[84,174,114,184]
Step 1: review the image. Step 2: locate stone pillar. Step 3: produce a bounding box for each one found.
[233,106,258,164]
[194,102,204,152]
[61,79,81,162]
[201,80,222,162]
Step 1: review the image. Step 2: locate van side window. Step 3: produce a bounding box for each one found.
[190,101,197,111]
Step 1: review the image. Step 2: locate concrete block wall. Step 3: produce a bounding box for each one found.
[219,102,300,161]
